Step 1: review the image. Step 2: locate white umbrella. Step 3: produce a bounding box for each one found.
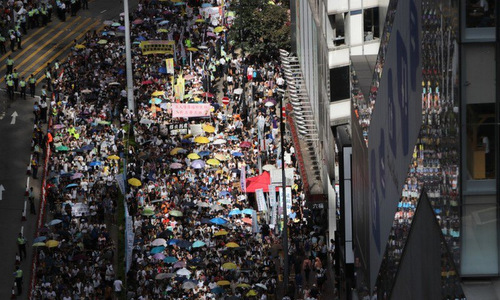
[265,101,275,107]
[233,88,243,95]
[255,283,267,290]
[176,268,192,276]
[210,204,224,211]
[155,273,175,280]
[81,89,92,94]
[140,118,154,125]
[197,202,210,208]
[213,139,226,145]
[151,238,167,246]
[262,164,276,172]
[182,281,197,290]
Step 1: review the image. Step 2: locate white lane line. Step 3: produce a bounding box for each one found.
[21,226,23,235]
[100,9,107,13]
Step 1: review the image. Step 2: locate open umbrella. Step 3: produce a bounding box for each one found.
[111,22,121,27]
[56,145,69,152]
[246,290,258,297]
[237,283,251,288]
[198,151,211,157]
[242,218,253,225]
[107,155,120,160]
[149,98,162,104]
[89,161,102,166]
[195,18,205,23]
[155,273,175,280]
[46,240,59,248]
[97,39,108,45]
[33,236,47,243]
[212,287,225,294]
[182,281,197,290]
[173,261,186,269]
[152,91,165,96]
[128,178,142,187]
[142,207,155,216]
[191,160,205,169]
[187,153,201,160]
[192,240,206,248]
[240,141,252,148]
[164,256,178,263]
[176,268,191,276]
[228,209,242,216]
[169,210,183,217]
[202,124,215,133]
[206,159,220,166]
[241,208,255,215]
[214,26,226,33]
[150,246,165,254]
[214,153,227,161]
[153,253,166,260]
[226,242,240,248]
[170,147,185,155]
[71,173,84,180]
[32,242,46,247]
[48,219,62,226]
[231,152,243,157]
[233,88,243,95]
[170,163,183,169]
[133,19,143,25]
[213,139,226,145]
[213,229,229,236]
[151,238,167,247]
[80,88,91,94]
[222,262,238,270]
[194,136,210,144]
[255,283,267,290]
[217,280,231,286]
[262,164,276,171]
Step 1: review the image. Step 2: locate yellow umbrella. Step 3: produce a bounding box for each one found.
[214,229,228,236]
[157,28,168,33]
[75,44,86,49]
[206,158,220,166]
[32,242,46,247]
[183,134,193,139]
[128,178,142,187]
[226,242,240,248]
[188,153,201,160]
[237,283,251,288]
[214,26,226,33]
[187,47,198,52]
[194,136,210,144]
[195,19,205,23]
[46,240,59,248]
[222,262,238,270]
[107,155,120,160]
[170,147,184,155]
[217,280,231,286]
[152,91,165,96]
[202,124,215,133]
[246,290,257,297]
[214,154,227,161]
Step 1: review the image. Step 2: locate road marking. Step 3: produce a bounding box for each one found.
[21,226,23,235]
[0,185,4,200]
[0,16,84,84]
[100,10,107,13]
[0,113,5,120]
[0,18,78,76]
[0,26,47,63]
[36,21,105,85]
[10,111,18,125]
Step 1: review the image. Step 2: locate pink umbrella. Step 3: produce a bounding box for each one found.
[206,32,216,38]
[142,80,153,85]
[184,75,195,80]
[153,253,166,260]
[170,163,183,169]
[133,19,144,25]
[240,141,252,148]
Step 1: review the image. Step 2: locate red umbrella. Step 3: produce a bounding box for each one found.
[133,19,144,25]
[242,218,252,225]
[202,92,214,98]
[142,80,153,85]
[240,141,252,148]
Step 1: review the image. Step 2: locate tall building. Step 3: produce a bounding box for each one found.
[286,0,499,299]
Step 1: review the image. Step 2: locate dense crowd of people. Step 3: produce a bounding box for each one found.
[24,0,335,299]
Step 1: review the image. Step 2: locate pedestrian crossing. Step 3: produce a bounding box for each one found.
[1,15,103,86]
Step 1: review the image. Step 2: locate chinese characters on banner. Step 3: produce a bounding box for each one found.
[255,188,267,212]
[240,166,246,192]
[171,103,211,118]
[268,184,277,227]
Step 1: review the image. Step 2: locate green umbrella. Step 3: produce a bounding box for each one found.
[142,208,155,216]
[98,120,111,125]
[32,242,47,247]
[111,22,121,27]
[56,145,69,151]
[98,39,108,45]
[169,210,183,217]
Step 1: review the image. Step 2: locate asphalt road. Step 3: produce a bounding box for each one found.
[0,0,138,298]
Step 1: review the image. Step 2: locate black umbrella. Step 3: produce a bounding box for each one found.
[158,229,173,239]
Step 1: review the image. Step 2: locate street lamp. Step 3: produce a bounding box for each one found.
[123,0,135,113]
[277,88,289,293]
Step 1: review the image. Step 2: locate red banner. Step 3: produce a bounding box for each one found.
[171,103,211,118]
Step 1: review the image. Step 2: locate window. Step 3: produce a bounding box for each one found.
[465,0,496,28]
[330,14,346,46]
[466,104,496,179]
[363,7,379,41]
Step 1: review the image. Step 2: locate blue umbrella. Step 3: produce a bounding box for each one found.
[164,256,178,263]
[201,3,212,7]
[181,139,192,144]
[200,218,211,224]
[192,240,206,248]
[198,151,211,157]
[89,161,101,166]
[177,240,192,249]
[159,20,170,26]
[151,246,165,254]
[81,144,94,151]
[231,152,243,157]
[34,236,47,243]
[149,98,162,104]
[168,239,179,245]
[101,31,108,36]
[174,2,185,6]
[65,183,79,189]
[136,36,146,41]
[154,17,164,21]
[241,208,255,215]
[228,209,242,216]
[211,287,225,294]
[210,217,227,225]
[158,67,167,74]
[228,135,239,141]
[60,172,74,177]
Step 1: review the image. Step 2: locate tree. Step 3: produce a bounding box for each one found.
[229,0,291,60]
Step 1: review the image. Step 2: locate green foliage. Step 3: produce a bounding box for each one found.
[229,0,291,59]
